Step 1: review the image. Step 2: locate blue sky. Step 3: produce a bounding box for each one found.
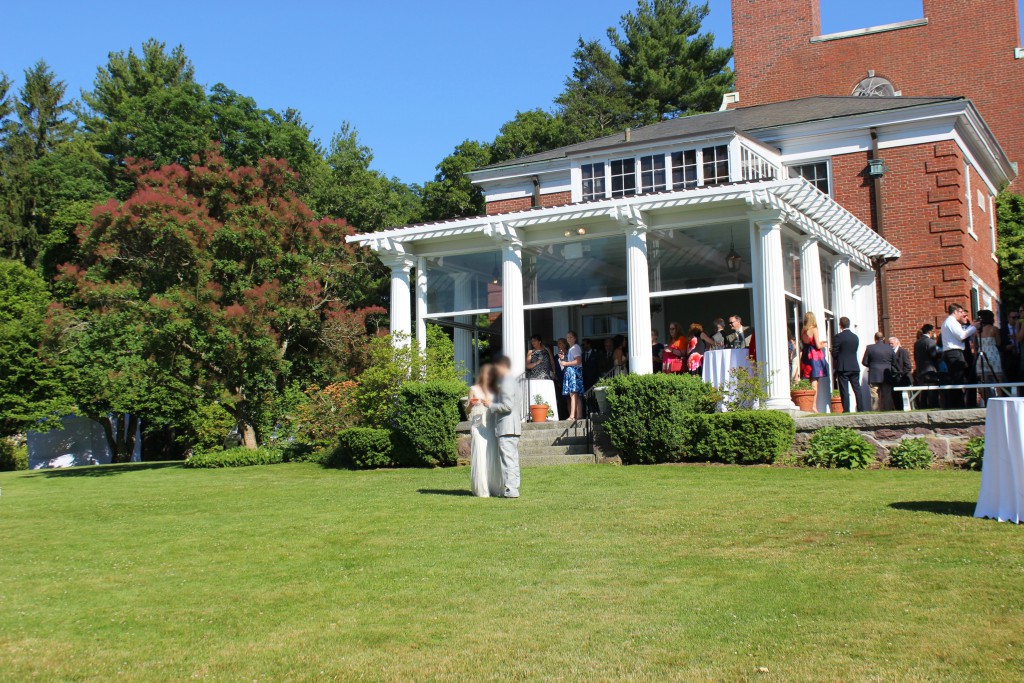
[1,1,1019,184]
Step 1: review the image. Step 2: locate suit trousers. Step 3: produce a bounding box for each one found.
[498,435,520,498]
[836,371,864,412]
[943,350,967,409]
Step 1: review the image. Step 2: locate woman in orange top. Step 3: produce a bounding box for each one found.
[663,321,688,373]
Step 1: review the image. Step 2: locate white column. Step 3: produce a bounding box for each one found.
[831,256,854,326]
[851,268,879,392]
[384,255,414,347]
[452,272,474,382]
[626,223,654,375]
[752,215,796,410]
[500,239,526,376]
[799,236,829,412]
[415,256,428,353]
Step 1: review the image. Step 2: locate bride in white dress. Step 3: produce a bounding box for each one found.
[468,364,504,497]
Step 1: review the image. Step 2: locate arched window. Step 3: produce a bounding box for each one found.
[852,72,897,97]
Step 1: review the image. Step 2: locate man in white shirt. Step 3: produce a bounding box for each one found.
[941,303,977,408]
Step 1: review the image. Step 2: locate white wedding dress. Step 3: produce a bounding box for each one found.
[469,387,504,497]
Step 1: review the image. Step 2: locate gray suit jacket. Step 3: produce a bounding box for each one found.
[489,374,522,437]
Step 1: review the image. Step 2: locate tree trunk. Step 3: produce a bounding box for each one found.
[98,413,139,464]
[240,421,258,449]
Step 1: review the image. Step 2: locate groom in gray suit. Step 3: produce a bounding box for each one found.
[488,355,521,498]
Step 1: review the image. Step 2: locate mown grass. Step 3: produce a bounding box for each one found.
[1,462,1022,681]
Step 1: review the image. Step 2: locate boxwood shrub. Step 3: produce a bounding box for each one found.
[0,438,28,471]
[604,373,719,464]
[329,428,394,469]
[685,411,797,465]
[184,446,284,468]
[804,427,875,469]
[392,380,466,467]
[887,437,934,470]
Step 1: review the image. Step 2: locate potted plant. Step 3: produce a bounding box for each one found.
[592,380,611,415]
[529,394,550,423]
[791,379,817,412]
[830,389,844,414]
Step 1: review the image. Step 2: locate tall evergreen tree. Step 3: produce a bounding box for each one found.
[15,61,76,158]
[608,0,733,121]
[556,39,635,142]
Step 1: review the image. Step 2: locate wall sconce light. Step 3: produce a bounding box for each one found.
[564,230,572,238]
[577,227,587,236]
[868,158,888,177]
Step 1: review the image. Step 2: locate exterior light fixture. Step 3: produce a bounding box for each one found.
[564,230,572,238]
[868,158,888,177]
[726,230,743,272]
[577,227,587,236]
[491,278,499,285]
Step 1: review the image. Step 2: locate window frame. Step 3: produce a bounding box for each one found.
[581,162,606,202]
[786,159,832,196]
[609,157,637,198]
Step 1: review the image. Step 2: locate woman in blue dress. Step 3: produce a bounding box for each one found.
[558,330,585,420]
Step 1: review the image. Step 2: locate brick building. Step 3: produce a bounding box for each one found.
[727,0,1023,342]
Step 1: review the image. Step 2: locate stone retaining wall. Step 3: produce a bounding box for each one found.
[793,409,986,466]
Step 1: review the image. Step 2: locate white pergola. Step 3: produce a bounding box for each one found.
[348,177,899,410]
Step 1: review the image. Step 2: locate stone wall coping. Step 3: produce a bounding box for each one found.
[794,409,985,431]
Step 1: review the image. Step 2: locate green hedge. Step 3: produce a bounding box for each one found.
[184,446,284,468]
[684,411,797,465]
[804,427,875,469]
[392,380,466,467]
[329,428,394,469]
[604,373,719,464]
[0,438,28,471]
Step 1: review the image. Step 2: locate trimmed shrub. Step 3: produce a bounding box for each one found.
[281,442,331,465]
[184,446,284,469]
[392,380,466,467]
[964,437,985,471]
[604,373,719,464]
[329,428,394,469]
[0,438,28,471]
[887,438,934,470]
[805,427,875,469]
[687,411,796,465]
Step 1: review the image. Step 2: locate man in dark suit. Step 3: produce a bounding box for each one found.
[831,316,864,412]
[862,332,896,411]
[913,325,941,409]
[581,338,600,391]
[725,314,751,349]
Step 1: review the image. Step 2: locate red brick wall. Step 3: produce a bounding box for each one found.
[485,191,572,215]
[732,0,1024,191]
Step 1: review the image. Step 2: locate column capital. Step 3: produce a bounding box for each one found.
[749,209,786,232]
[379,253,415,273]
[613,203,648,235]
[484,221,521,248]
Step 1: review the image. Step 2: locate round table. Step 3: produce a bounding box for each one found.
[974,397,1024,523]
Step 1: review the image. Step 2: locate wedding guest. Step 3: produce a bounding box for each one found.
[581,338,600,390]
[651,329,665,373]
[555,338,569,418]
[1002,309,1020,383]
[725,315,750,349]
[525,334,556,381]
[889,336,912,411]
[558,331,585,420]
[941,303,977,408]
[599,338,616,377]
[913,324,941,409]
[831,316,865,413]
[975,310,1004,404]
[799,312,828,397]
[687,323,707,375]
[710,318,726,348]
[612,338,628,375]
[663,321,688,373]
[862,332,896,411]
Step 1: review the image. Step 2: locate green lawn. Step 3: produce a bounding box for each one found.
[2,463,1023,682]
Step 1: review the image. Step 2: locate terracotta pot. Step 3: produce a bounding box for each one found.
[529,404,549,423]
[790,389,817,412]
[831,396,844,414]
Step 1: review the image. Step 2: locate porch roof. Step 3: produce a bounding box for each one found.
[346,178,900,271]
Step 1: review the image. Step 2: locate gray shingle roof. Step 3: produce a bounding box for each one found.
[473,96,962,171]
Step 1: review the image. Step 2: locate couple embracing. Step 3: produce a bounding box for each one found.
[467,356,521,499]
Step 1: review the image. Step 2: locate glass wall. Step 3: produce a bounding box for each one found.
[523,236,627,305]
[648,223,752,293]
[425,251,501,314]
[782,233,802,298]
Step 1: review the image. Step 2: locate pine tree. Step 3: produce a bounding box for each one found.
[15,61,76,158]
[608,0,733,121]
[556,39,635,143]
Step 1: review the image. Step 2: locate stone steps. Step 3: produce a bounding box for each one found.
[519,419,594,464]
[521,451,597,467]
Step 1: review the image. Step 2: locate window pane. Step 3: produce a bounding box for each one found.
[581,162,606,201]
[640,155,666,193]
[782,233,801,298]
[648,223,752,292]
[671,150,698,190]
[788,162,830,194]
[610,158,636,197]
[523,236,627,305]
[426,251,502,314]
[702,145,729,185]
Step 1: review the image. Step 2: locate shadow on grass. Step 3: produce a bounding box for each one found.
[417,488,473,497]
[889,500,976,517]
[30,462,183,478]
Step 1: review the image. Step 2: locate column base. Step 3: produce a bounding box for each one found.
[764,397,799,412]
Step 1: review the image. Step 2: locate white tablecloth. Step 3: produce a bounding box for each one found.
[702,349,752,410]
[975,397,1024,523]
[523,378,561,421]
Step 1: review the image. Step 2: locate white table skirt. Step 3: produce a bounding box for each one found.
[975,397,1024,523]
[523,378,561,421]
[702,349,753,410]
